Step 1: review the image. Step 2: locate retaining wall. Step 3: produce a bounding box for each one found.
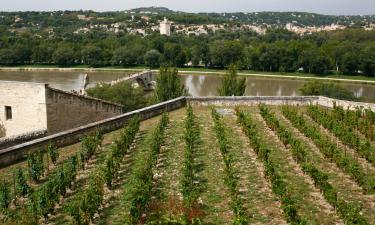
[0,130,47,150]
[0,97,186,168]
[187,96,319,106]
[1,95,375,168]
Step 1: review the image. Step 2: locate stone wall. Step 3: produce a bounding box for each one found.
[317,96,375,111]
[0,97,186,167]
[46,87,123,134]
[0,81,48,137]
[2,95,375,168]
[0,130,47,150]
[187,96,318,106]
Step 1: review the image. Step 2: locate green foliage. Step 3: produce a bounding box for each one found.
[154,67,185,102]
[81,45,104,67]
[125,113,169,223]
[66,117,140,225]
[27,151,44,182]
[218,65,246,96]
[104,116,140,189]
[307,105,375,167]
[15,168,29,197]
[144,49,162,68]
[281,106,375,194]
[260,104,369,225]
[47,143,59,165]
[181,105,201,220]
[52,45,75,66]
[211,109,248,224]
[26,154,79,221]
[86,81,147,112]
[0,11,375,76]
[236,108,306,224]
[0,180,11,209]
[299,81,357,101]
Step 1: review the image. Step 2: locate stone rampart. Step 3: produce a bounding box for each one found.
[0,130,47,150]
[187,96,318,106]
[0,97,186,167]
[46,87,123,134]
[1,95,375,168]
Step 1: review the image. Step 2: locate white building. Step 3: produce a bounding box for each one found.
[160,17,171,36]
[0,81,122,138]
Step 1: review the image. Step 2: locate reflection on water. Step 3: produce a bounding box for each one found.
[0,71,374,99]
[182,75,375,98]
[0,71,130,91]
[183,75,305,96]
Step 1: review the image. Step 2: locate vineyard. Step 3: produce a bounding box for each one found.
[0,104,375,225]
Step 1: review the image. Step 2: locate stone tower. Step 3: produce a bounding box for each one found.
[160,17,171,36]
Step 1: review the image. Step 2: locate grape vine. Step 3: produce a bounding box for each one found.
[236,108,306,225]
[259,105,369,225]
[282,106,375,194]
[212,109,248,225]
[306,105,375,165]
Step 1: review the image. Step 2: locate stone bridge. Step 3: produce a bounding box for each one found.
[111,70,157,90]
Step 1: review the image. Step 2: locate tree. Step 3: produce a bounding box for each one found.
[154,67,185,102]
[52,46,75,66]
[218,65,246,96]
[341,52,359,75]
[360,43,375,77]
[81,45,104,67]
[31,44,54,64]
[111,47,136,67]
[299,81,356,101]
[163,43,187,67]
[210,40,244,68]
[86,81,147,112]
[144,49,161,68]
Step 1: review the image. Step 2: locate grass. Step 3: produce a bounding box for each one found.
[1,105,374,225]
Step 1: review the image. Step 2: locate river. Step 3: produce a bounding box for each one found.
[0,70,374,98]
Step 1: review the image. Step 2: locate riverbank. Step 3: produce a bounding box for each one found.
[1,66,375,85]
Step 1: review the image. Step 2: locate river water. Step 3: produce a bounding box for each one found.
[0,70,374,98]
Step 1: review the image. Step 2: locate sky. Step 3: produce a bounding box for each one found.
[1,0,375,15]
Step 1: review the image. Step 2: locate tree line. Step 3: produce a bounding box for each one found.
[1,28,375,76]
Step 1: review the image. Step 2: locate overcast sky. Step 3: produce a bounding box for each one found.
[1,0,375,15]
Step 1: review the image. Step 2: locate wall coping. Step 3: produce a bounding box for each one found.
[0,96,186,156]
[187,96,319,101]
[48,87,123,108]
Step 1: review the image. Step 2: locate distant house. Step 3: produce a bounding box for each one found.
[160,17,171,36]
[0,81,122,138]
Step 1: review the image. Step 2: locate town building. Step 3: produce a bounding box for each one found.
[160,17,171,36]
[0,81,122,138]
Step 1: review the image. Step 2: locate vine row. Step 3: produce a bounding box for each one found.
[282,106,375,194]
[181,105,202,222]
[259,105,369,225]
[123,113,169,224]
[66,116,140,225]
[212,109,248,225]
[306,105,375,165]
[236,108,306,225]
